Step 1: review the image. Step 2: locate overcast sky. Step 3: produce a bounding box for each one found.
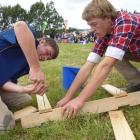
[0,0,140,29]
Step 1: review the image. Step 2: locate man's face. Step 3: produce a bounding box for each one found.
[37,39,55,61]
[87,17,112,37]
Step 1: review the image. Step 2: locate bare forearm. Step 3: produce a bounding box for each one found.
[79,64,112,101]
[1,81,22,93]
[14,21,40,69]
[78,57,117,102]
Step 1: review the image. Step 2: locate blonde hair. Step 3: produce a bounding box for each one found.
[82,0,117,21]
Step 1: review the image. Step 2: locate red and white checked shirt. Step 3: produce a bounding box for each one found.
[87,12,140,63]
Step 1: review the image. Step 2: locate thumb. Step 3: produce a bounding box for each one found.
[56,102,60,108]
[24,84,35,92]
[56,101,63,108]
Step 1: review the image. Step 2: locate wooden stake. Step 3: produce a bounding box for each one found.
[36,94,52,113]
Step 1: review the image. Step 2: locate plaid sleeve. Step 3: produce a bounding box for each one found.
[108,19,136,51]
[93,38,108,56]
[87,38,108,63]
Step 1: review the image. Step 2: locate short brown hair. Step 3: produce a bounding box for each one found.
[82,0,117,21]
[45,38,59,59]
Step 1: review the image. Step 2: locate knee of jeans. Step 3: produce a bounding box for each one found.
[0,111,15,131]
[12,95,32,109]
[21,94,32,103]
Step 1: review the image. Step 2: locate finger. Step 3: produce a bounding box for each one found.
[33,81,39,89]
[63,107,72,118]
[67,108,74,119]
[28,84,36,91]
[23,85,34,94]
[29,76,39,83]
[38,90,45,96]
[38,85,46,95]
[56,102,64,108]
[37,79,45,84]
[34,83,45,93]
[72,109,78,118]
[64,109,69,118]
[36,75,45,83]
[29,75,35,82]
[62,106,67,117]
[56,103,60,108]
[37,85,45,94]
[31,78,44,85]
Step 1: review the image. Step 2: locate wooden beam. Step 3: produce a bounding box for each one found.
[21,108,64,128]
[21,91,140,128]
[36,94,52,113]
[109,111,136,140]
[14,106,37,120]
[102,84,127,97]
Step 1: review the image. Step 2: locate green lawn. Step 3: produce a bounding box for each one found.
[0,43,140,140]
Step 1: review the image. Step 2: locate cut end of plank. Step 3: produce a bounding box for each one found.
[102,84,127,96]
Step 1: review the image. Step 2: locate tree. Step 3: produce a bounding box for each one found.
[45,1,64,37]
[28,1,64,37]
[0,4,27,30]
[0,5,12,29]
[28,2,45,33]
[11,4,27,22]
[0,1,64,36]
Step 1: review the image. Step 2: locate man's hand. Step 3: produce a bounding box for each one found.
[1,81,46,96]
[56,96,72,107]
[62,97,84,118]
[21,84,46,96]
[29,68,45,83]
[20,84,35,93]
[29,68,46,95]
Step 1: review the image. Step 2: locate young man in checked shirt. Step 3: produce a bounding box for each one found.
[57,0,140,118]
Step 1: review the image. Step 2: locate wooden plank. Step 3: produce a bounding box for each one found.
[109,111,136,140]
[102,84,127,97]
[36,94,52,113]
[21,108,64,128]
[43,94,52,110]
[114,93,128,98]
[14,106,37,120]
[21,91,140,128]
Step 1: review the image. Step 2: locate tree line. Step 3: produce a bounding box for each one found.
[0,1,65,37]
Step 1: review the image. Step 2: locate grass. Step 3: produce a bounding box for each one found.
[0,43,140,140]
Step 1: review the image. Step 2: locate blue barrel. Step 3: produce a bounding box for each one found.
[62,66,80,90]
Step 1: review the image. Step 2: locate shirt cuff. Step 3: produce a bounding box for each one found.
[105,46,125,60]
[87,52,101,63]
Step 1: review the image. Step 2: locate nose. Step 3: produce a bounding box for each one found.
[89,26,95,33]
